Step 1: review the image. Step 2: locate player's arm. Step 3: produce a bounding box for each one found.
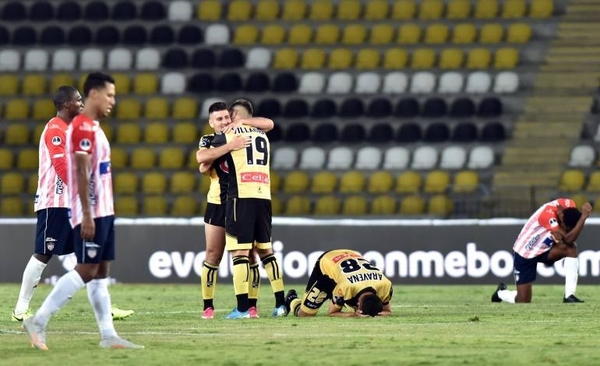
[378,303,392,317]
[44,126,68,183]
[199,162,212,175]
[228,117,274,132]
[327,302,359,317]
[72,124,95,240]
[561,202,592,244]
[196,134,250,165]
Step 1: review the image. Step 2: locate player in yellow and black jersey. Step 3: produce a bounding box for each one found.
[284,249,393,317]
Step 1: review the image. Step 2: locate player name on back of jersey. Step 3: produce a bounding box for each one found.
[234,126,265,135]
[347,273,384,284]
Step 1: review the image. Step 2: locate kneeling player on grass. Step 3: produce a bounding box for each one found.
[492,198,591,304]
[285,249,393,317]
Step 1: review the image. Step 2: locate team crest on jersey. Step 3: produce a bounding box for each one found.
[79,138,92,151]
[51,136,62,146]
[549,218,558,227]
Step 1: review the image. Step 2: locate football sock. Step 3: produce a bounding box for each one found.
[36,270,85,326]
[498,289,517,303]
[290,299,302,316]
[15,255,47,314]
[564,257,579,297]
[202,261,219,310]
[261,254,285,307]
[248,263,260,308]
[232,255,250,312]
[87,278,117,338]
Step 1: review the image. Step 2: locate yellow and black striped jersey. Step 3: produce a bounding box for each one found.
[198,134,228,204]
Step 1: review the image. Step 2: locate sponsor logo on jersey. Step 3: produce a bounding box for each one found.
[99,161,111,175]
[51,136,62,146]
[241,172,269,184]
[79,138,92,151]
[55,177,64,195]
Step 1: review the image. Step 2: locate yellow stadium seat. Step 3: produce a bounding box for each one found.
[271,195,282,215]
[411,48,436,69]
[328,48,353,70]
[0,149,14,170]
[300,48,326,70]
[559,169,585,192]
[49,74,75,93]
[33,124,45,143]
[172,98,197,120]
[233,24,259,45]
[288,24,313,45]
[419,0,444,19]
[0,75,19,96]
[5,99,29,120]
[314,195,341,215]
[506,23,532,43]
[133,74,158,95]
[466,48,491,69]
[365,0,389,20]
[502,0,526,18]
[586,171,600,192]
[337,0,361,20]
[428,194,454,216]
[171,171,196,194]
[371,195,397,215]
[397,23,422,44]
[424,23,449,44]
[369,24,394,45]
[227,0,252,21]
[439,48,464,68]
[145,122,169,144]
[116,98,141,120]
[283,171,310,194]
[271,171,281,192]
[114,172,138,195]
[101,123,113,142]
[494,47,519,69]
[367,171,394,193]
[452,23,476,44]
[145,97,169,119]
[1,172,25,194]
[447,0,470,19]
[22,75,46,96]
[274,48,299,69]
[159,147,185,169]
[197,0,222,21]
[143,196,168,216]
[171,195,198,216]
[260,24,286,45]
[33,100,55,120]
[383,48,409,69]
[172,122,197,144]
[474,0,498,19]
[342,24,366,45]
[570,194,589,209]
[392,0,416,20]
[424,170,450,194]
[479,23,504,44]
[130,148,155,169]
[399,195,425,215]
[112,73,130,94]
[0,196,24,216]
[355,48,380,69]
[5,124,30,145]
[529,0,553,18]
[315,24,340,45]
[17,149,38,170]
[27,173,38,194]
[309,0,334,21]
[339,171,366,193]
[116,123,141,144]
[342,196,368,215]
[282,0,307,21]
[396,171,422,193]
[255,0,279,21]
[115,196,138,216]
[453,170,480,193]
[199,174,211,193]
[111,147,128,169]
[142,172,167,194]
[285,195,311,215]
[311,171,338,194]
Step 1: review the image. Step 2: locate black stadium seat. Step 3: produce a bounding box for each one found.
[284,99,309,118]
[477,97,503,117]
[368,123,394,143]
[367,98,392,118]
[2,2,26,21]
[217,73,243,93]
[122,25,148,46]
[394,98,419,118]
[272,73,297,93]
[422,97,448,118]
[245,73,270,93]
[313,123,338,143]
[423,123,450,142]
[112,1,137,21]
[56,2,81,21]
[396,123,422,143]
[12,26,37,46]
[340,124,366,143]
[267,124,283,143]
[29,1,54,21]
[177,25,203,45]
[191,49,216,69]
[187,73,214,93]
[311,99,336,119]
[284,123,311,143]
[67,25,93,46]
[219,48,244,68]
[452,122,478,142]
[40,26,66,46]
[257,99,282,118]
[95,25,120,46]
[84,2,109,21]
[140,1,166,21]
[150,25,175,45]
[162,48,189,68]
[339,98,364,118]
[0,26,9,45]
[449,98,476,118]
[480,122,506,142]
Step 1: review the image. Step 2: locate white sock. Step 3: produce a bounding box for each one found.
[35,270,85,326]
[87,278,117,338]
[498,290,517,303]
[15,256,47,314]
[564,257,579,298]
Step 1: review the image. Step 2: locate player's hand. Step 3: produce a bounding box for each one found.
[228,135,251,151]
[582,202,592,218]
[80,214,95,241]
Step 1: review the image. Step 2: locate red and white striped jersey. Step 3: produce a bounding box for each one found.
[34,117,70,212]
[66,114,114,227]
[513,198,576,258]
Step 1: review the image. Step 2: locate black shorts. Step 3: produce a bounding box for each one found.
[34,208,74,256]
[204,202,225,227]
[301,251,336,313]
[225,198,272,250]
[73,215,116,264]
[513,251,556,285]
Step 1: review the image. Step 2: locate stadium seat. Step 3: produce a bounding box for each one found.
[285,195,311,215]
[586,171,600,192]
[159,148,184,169]
[424,170,450,194]
[309,0,334,20]
[326,72,353,94]
[51,49,76,71]
[298,147,326,170]
[17,149,38,170]
[27,173,37,195]
[172,123,197,144]
[130,148,156,169]
[337,0,361,20]
[453,170,480,193]
[246,47,271,69]
[382,71,409,93]
[419,0,444,19]
[342,24,366,45]
[133,74,158,95]
[107,48,132,70]
[428,194,454,216]
[327,147,354,169]
[255,0,279,21]
[452,23,476,44]
[450,98,476,118]
[274,48,299,69]
[493,71,519,93]
[49,74,75,94]
[494,47,519,69]
[1,172,24,194]
[355,72,381,94]
[383,146,410,169]
[439,48,464,69]
[273,73,298,91]
[143,196,168,216]
[233,24,259,45]
[283,171,309,193]
[529,0,553,18]
[392,0,416,20]
[298,72,325,94]
[396,170,422,193]
[367,171,394,193]
[447,0,470,19]
[228,0,252,21]
[33,100,54,120]
[172,98,197,119]
[149,26,174,45]
[467,48,492,69]
[0,75,18,96]
[558,170,586,192]
[67,25,93,46]
[311,171,338,194]
[5,124,30,145]
[479,24,504,44]
[355,147,382,170]
[369,24,393,46]
[355,48,380,69]
[110,147,127,169]
[467,146,494,169]
[168,0,193,21]
[272,147,298,170]
[342,196,368,215]
[171,195,198,216]
[371,195,397,215]
[261,24,285,45]
[0,49,20,71]
[282,0,306,21]
[368,122,394,142]
[271,172,281,192]
[314,195,341,215]
[502,0,526,18]
[144,122,169,144]
[136,48,161,70]
[475,0,498,18]
[161,72,186,94]
[328,48,353,70]
[438,71,464,93]
[114,172,138,195]
[197,0,221,21]
[466,71,492,93]
[424,23,449,44]
[313,123,338,143]
[410,71,436,93]
[23,50,48,71]
[0,149,14,170]
[340,124,367,143]
[5,99,29,120]
[205,24,230,45]
[315,24,339,45]
[365,0,389,20]
[116,123,141,144]
[288,24,313,45]
[480,122,506,142]
[440,145,467,169]
[142,172,167,194]
[116,99,141,120]
[452,122,478,142]
[411,146,438,170]
[383,48,409,69]
[411,48,436,69]
[398,23,422,44]
[399,195,426,215]
[301,48,327,70]
[0,197,24,216]
[569,145,596,167]
[507,23,532,43]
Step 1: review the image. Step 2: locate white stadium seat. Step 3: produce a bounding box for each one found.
[438,71,464,93]
[51,49,77,71]
[107,48,132,70]
[272,147,299,170]
[493,71,519,93]
[245,47,271,69]
[298,72,325,94]
[161,72,186,94]
[79,48,104,71]
[298,147,326,169]
[354,72,381,94]
[0,49,20,71]
[383,146,410,170]
[568,145,595,167]
[411,146,438,170]
[326,72,353,94]
[439,145,467,169]
[168,0,193,21]
[410,71,436,94]
[24,49,48,71]
[382,72,408,94]
[205,24,230,45]
[465,71,492,93]
[355,147,382,170]
[136,48,160,70]
[467,146,495,169]
[327,147,354,169]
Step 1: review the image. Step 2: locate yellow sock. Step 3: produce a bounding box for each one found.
[248,263,260,307]
[290,298,301,316]
[261,254,285,306]
[232,256,250,296]
[201,261,219,307]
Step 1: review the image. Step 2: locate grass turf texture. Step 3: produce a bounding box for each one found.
[1,284,600,366]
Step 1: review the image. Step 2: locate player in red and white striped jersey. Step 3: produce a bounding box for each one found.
[492,198,591,304]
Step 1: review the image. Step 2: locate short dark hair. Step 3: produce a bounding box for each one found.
[563,207,582,230]
[52,86,79,109]
[83,72,115,97]
[229,98,254,116]
[208,102,228,115]
[360,294,383,317]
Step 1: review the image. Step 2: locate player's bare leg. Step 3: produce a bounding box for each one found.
[202,224,226,319]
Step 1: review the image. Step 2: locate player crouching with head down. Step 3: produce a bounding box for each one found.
[285,249,393,317]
